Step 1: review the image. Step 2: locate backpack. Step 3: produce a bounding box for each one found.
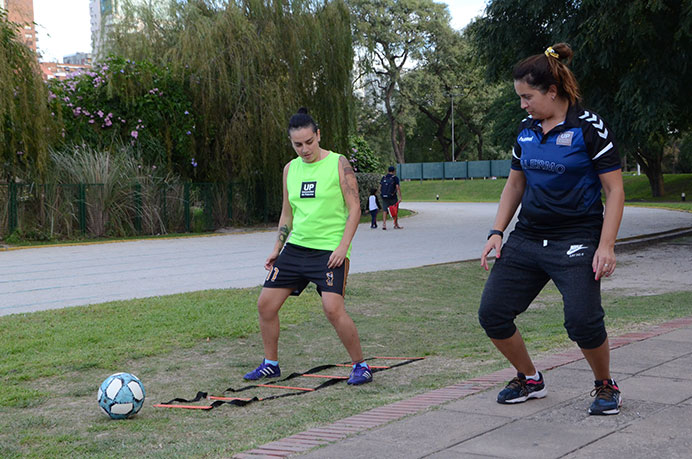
[380,174,397,198]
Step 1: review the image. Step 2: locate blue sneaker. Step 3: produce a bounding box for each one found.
[347,364,373,385]
[589,379,621,415]
[244,362,281,380]
[497,372,547,404]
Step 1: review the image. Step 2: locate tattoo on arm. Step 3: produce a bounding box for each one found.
[278,224,290,245]
[340,156,355,177]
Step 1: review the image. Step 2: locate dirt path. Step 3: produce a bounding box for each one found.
[603,236,692,296]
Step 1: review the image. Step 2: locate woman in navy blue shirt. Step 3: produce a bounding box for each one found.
[478,43,625,415]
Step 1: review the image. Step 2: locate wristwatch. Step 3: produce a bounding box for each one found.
[487,229,504,240]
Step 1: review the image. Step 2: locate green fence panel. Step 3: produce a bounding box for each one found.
[468,160,491,178]
[400,163,423,180]
[444,161,468,179]
[491,160,512,178]
[422,162,444,180]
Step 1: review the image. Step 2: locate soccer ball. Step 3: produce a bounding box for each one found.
[97,372,145,419]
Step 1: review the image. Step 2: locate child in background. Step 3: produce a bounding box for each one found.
[368,188,380,229]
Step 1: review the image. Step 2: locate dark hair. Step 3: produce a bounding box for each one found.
[370,188,377,195]
[388,165,396,172]
[512,43,581,104]
[288,107,318,134]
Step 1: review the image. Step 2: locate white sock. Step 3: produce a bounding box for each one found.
[526,371,540,381]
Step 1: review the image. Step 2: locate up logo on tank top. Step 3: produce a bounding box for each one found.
[300,181,316,198]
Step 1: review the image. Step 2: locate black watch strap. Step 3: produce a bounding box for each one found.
[487,229,504,240]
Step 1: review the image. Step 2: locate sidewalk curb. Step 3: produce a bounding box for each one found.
[234,315,692,458]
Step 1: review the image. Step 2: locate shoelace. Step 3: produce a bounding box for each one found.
[590,382,619,400]
[506,377,527,390]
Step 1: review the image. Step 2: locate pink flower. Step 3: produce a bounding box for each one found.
[131,130,139,139]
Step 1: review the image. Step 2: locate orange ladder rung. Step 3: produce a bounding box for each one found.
[258,384,315,391]
[301,374,348,380]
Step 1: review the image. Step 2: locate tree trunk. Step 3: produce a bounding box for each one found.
[635,146,665,197]
[383,76,407,164]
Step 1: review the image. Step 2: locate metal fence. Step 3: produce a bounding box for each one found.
[396,159,512,181]
[0,182,272,239]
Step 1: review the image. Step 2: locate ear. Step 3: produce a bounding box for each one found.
[547,85,558,100]
[315,128,321,142]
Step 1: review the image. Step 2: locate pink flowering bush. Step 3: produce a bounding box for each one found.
[49,56,197,178]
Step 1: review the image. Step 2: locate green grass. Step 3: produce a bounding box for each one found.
[1,260,691,457]
[401,174,692,212]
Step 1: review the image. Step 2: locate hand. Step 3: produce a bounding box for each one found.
[264,250,280,271]
[592,245,616,281]
[328,246,348,269]
[481,235,503,271]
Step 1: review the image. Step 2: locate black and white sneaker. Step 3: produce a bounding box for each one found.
[588,379,622,415]
[497,372,547,404]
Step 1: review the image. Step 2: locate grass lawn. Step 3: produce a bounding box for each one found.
[1,260,691,457]
[400,173,692,213]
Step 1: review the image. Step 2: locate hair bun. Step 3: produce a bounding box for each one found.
[297,107,309,115]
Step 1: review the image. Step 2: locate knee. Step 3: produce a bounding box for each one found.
[257,297,279,321]
[478,303,516,340]
[564,307,607,349]
[566,322,607,349]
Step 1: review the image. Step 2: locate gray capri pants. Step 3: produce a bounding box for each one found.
[478,232,607,350]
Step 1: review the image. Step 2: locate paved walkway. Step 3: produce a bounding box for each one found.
[236,317,692,459]
[1,203,691,316]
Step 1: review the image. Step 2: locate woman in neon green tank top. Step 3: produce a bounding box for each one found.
[243,108,373,386]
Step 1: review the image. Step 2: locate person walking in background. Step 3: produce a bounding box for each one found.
[244,107,372,386]
[380,165,403,230]
[478,43,625,415]
[368,188,380,229]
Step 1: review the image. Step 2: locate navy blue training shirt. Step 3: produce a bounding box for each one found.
[511,104,621,240]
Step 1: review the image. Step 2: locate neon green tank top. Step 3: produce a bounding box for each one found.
[286,151,351,256]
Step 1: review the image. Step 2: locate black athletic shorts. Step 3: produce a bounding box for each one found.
[263,243,349,296]
[381,196,398,211]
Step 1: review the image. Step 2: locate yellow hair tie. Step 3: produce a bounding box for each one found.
[544,47,559,59]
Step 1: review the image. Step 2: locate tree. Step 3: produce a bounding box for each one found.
[0,8,56,182]
[349,0,452,163]
[471,0,692,196]
[401,30,503,161]
[103,0,354,220]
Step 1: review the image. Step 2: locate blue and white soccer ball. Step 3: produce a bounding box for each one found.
[97,372,146,419]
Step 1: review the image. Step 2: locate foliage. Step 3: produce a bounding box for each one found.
[104,0,354,220]
[348,135,382,173]
[48,57,197,179]
[677,132,692,174]
[0,9,56,181]
[401,30,507,162]
[50,144,171,237]
[349,0,452,163]
[355,172,382,212]
[470,0,692,197]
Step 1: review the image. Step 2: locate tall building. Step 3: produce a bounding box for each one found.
[90,0,149,59]
[64,52,93,66]
[1,0,38,53]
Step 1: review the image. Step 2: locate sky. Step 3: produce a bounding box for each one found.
[33,0,487,63]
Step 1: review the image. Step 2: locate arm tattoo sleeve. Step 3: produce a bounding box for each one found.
[278,224,290,245]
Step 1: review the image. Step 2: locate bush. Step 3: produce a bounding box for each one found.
[356,172,382,213]
[48,57,196,178]
[349,136,383,173]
